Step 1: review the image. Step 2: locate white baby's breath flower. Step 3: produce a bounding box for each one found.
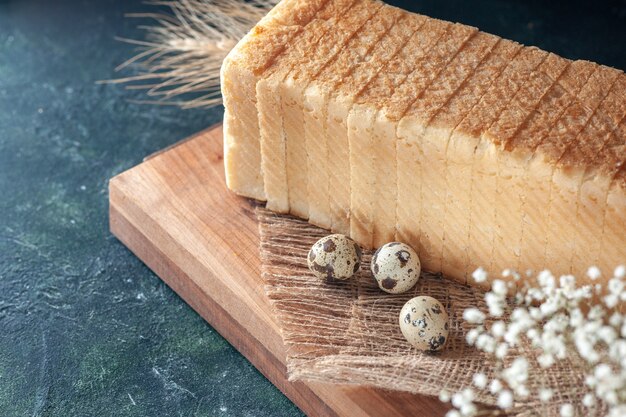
[472,373,487,389]
[608,405,626,417]
[495,343,508,359]
[546,314,568,335]
[491,321,506,338]
[438,390,450,403]
[582,392,595,408]
[538,270,555,289]
[615,265,625,279]
[587,266,602,280]
[573,286,593,301]
[485,292,505,317]
[466,328,480,346]
[605,390,619,406]
[497,390,513,409]
[445,410,461,417]
[461,388,475,402]
[472,267,488,283]
[570,308,585,328]
[537,353,555,369]
[585,374,597,388]
[476,334,496,353]
[526,328,539,343]
[489,379,502,395]
[514,384,529,398]
[529,307,542,321]
[575,335,598,364]
[583,319,602,334]
[598,326,618,344]
[540,299,559,317]
[560,275,576,291]
[560,403,574,417]
[504,322,523,346]
[451,392,464,409]
[609,340,626,363]
[451,392,469,410]
[523,294,537,307]
[608,277,624,295]
[463,308,486,324]
[594,363,612,380]
[526,287,545,303]
[586,350,601,365]
[513,308,537,331]
[460,403,477,416]
[458,267,626,417]
[502,357,528,392]
[588,305,605,321]
[492,279,508,296]
[539,388,553,402]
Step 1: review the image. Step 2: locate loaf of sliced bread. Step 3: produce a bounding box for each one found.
[221,0,626,287]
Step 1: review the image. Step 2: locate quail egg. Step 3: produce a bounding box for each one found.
[307,234,362,281]
[399,296,449,352]
[371,242,420,293]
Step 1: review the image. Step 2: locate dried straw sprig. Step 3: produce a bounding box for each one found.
[102,0,276,109]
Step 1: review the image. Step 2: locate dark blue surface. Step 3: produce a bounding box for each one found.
[0,0,624,416]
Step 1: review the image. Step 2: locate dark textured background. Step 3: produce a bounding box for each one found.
[0,0,624,416]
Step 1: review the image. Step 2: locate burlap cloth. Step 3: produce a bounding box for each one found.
[256,207,600,416]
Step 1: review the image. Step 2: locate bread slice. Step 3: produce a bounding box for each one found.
[351,18,460,248]
[304,5,418,234]
[541,67,621,278]
[437,39,523,282]
[221,0,626,287]
[602,164,626,277]
[221,0,330,200]
[322,9,425,234]
[446,46,549,284]
[256,0,358,213]
[505,60,596,278]
[399,32,501,273]
[486,53,570,280]
[561,74,626,283]
[297,0,385,229]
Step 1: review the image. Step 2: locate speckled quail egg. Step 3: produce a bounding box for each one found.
[399,296,449,352]
[371,242,420,294]
[307,234,362,281]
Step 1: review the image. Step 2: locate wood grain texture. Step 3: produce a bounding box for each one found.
[109,124,449,417]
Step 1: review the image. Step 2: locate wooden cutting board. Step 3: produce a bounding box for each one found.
[109,124,449,417]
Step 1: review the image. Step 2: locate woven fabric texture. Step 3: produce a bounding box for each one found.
[256,207,599,417]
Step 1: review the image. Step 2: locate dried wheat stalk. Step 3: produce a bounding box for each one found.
[103,0,276,108]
